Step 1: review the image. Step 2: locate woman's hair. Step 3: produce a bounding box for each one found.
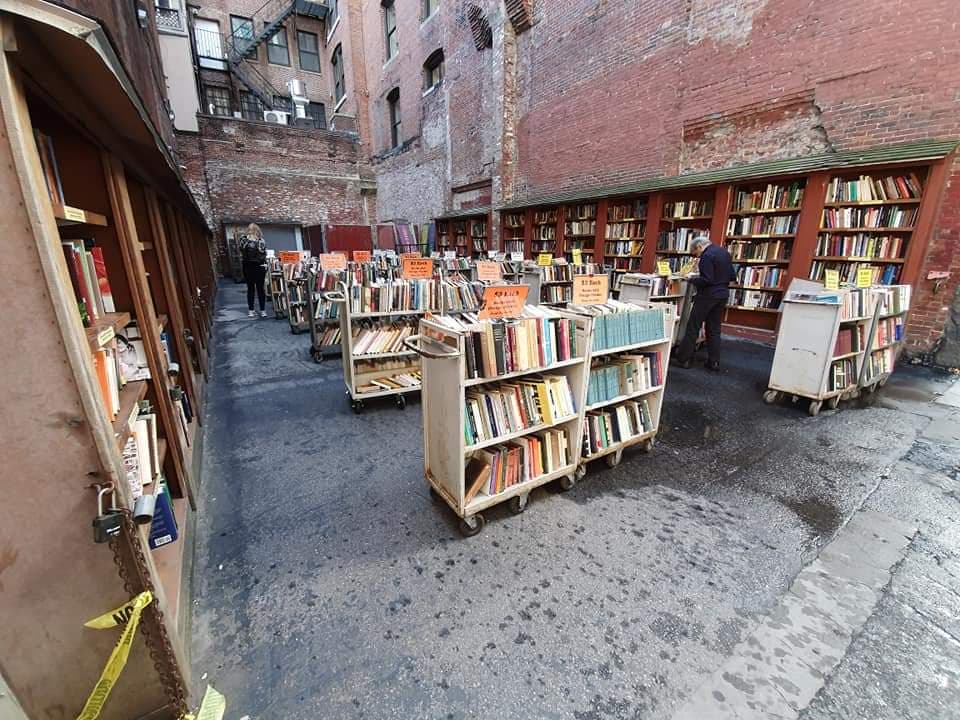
[246,223,263,239]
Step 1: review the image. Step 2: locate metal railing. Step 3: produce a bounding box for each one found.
[155,6,183,31]
[194,27,226,60]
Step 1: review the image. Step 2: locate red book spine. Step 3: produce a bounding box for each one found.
[61,244,92,326]
[90,247,115,313]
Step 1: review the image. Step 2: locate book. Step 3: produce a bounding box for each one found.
[90,247,116,313]
[464,375,575,446]
[34,129,65,207]
[464,455,492,504]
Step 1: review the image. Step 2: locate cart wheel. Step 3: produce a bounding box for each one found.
[314,353,324,364]
[827,396,840,410]
[808,400,822,417]
[351,400,364,414]
[558,474,577,492]
[575,464,587,481]
[641,437,656,454]
[508,494,529,515]
[459,514,485,537]
[763,390,780,405]
[396,394,407,410]
[605,450,623,468]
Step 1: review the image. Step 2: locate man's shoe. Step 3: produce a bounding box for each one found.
[705,360,721,372]
[247,310,256,318]
[260,310,268,318]
[674,358,693,369]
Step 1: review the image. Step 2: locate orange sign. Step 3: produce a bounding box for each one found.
[402,256,434,280]
[319,253,347,271]
[353,250,372,263]
[401,252,421,260]
[475,261,502,282]
[478,285,529,320]
[572,274,610,305]
[278,251,301,265]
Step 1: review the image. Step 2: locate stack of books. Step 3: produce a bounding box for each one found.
[825,174,922,202]
[587,351,662,405]
[348,278,440,314]
[352,320,416,356]
[726,214,798,236]
[822,206,918,229]
[464,375,576,446]
[566,302,665,351]
[61,239,115,327]
[464,429,570,502]
[583,400,653,455]
[733,182,804,211]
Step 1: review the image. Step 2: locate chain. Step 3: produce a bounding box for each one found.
[109,510,189,716]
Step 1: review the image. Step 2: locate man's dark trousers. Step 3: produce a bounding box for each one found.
[675,295,726,365]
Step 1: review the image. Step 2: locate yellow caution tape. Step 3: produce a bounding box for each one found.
[182,685,226,720]
[77,591,153,720]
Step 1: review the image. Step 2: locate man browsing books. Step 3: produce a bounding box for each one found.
[674,236,735,372]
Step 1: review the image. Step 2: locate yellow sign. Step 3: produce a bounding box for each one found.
[278,251,302,265]
[352,250,372,263]
[319,253,347,271]
[571,274,610,305]
[63,206,86,222]
[478,285,530,319]
[537,253,553,267]
[656,261,671,276]
[96,327,115,347]
[571,248,583,266]
[475,261,502,282]
[856,267,872,288]
[402,256,434,279]
[824,269,840,290]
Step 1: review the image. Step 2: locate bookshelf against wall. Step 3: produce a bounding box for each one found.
[604,196,647,294]
[436,219,453,254]
[470,216,489,257]
[503,210,527,257]
[810,170,926,286]
[657,190,714,273]
[562,202,598,262]
[531,206,560,255]
[724,179,805,324]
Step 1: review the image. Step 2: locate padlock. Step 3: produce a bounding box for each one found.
[93,486,123,544]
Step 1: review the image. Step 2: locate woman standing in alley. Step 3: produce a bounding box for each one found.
[240,223,268,318]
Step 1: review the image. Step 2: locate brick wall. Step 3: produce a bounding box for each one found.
[177,115,372,268]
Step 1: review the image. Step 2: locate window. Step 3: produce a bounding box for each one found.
[328,0,338,25]
[272,95,293,114]
[155,0,184,32]
[203,85,232,116]
[383,1,398,60]
[194,18,224,67]
[332,44,345,104]
[421,0,438,21]
[266,25,290,65]
[387,87,401,148]
[230,15,254,55]
[306,101,327,129]
[239,91,265,121]
[297,30,320,72]
[423,49,444,91]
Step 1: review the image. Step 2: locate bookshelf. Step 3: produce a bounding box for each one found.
[810,170,926,287]
[503,210,527,257]
[531,206,560,255]
[859,285,911,392]
[563,202,598,261]
[284,260,310,334]
[470,217,489,258]
[657,190,714,273]
[619,273,694,345]
[267,257,288,318]
[605,197,647,291]
[436,219,453,255]
[307,267,343,362]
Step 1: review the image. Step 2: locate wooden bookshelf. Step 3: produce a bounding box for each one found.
[531,205,561,255]
[605,196,647,292]
[85,311,131,349]
[502,210,527,258]
[53,203,108,227]
[656,189,715,273]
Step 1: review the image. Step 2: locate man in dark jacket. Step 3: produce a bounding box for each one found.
[674,236,735,371]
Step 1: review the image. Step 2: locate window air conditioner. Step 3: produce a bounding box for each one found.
[286,79,307,101]
[263,110,290,124]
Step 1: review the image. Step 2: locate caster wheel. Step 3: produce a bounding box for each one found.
[763,390,779,405]
[396,394,407,410]
[605,450,623,468]
[641,438,655,454]
[575,465,587,481]
[351,400,364,414]
[827,396,840,410]
[808,400,822,417]
[508,494,529,515]
[459,514,485,537]
[558,474,577,492]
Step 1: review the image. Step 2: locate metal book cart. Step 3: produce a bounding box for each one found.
[619,273,696,346]
[306,268,343,362]
[406,311,592,536]
[284,262,310,334]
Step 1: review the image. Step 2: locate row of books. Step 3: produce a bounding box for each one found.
[864,347,894,381]
[352,320,415,356]
[93,345,124,420]
[810,261,901,286]
[821,206,918,229]
[355,367,421,395]
[62,239,115,327]
[535,225,557,240]
[317,326,341,348]
[874,316,904,347]
[583,400,654,456]
[605,224,645,240]
[629,275,683,297]
[542,285,570,303]
[505,213,524,228]
[534,210,558,224]
[814,233,904,260]
[568,302,666,351]
[825,173,922,203]
[830,357,857,391]
[657,228,710,253]
[608,200,647,222]
[441,279,484,313]
[532,240,558,253]
[729,289,780,310]
[587,352,663,406]
[835,325,865,356]
[504,239,524,254]
[726,214,798,237]
[663,200,712,218]
[610,257,643,271]
[471,222,488,237]
[727,240,790,262]
[567,203,597,220]
[314,269,343,292]
[347,279,440,314]
[289,303,307,328]
[875,285,910,315]
[122,404,162,501]
[659,256,690,273]
[541,265,573,282]
[735,265,784,289]
[565,220,596,236]
[840,288,871,320]
[464,375,576,446]
[733,182,804,212]
[314,296,340,321]
[464,428,570,502]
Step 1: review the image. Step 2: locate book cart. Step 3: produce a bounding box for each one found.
[408,311,592,536]
[284,260,311,334]
[859,285,911,392]
[307,267,344,362]
[619,273,695,345]
[268,257,288,319]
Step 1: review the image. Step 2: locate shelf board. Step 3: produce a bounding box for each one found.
[113,380,149,449]
[54,204,108,227]
[662,215,712,221]
[823,198,921,207]
[612,268,641,273]
[832,350,863,361]
[564,234,596,238]
[726,234,796,240]
[728,206,802,216]
[604,253,643,258]
[656,250,693,256]
[592,336,671,358]
[351,309,432,318]
[731,258,791,265]
[463,463,577,514]
[729,284,785,292]
[726,305,780,314]
[839,315,872,324]
[819,226,915,233]
[353,350,418,361]
[352,383,421,400]
[541,279,573,285]
[650,294,684,300]
[85,312,131,350]
[606,217,646,223]
[465,413,579,452]
[464,356,584,388]
[583,428,657,462]
[812,256,905,264]
[871,341,901,352]
[587,384,664,412]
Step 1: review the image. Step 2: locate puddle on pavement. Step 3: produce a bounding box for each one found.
[659,400,718,448]
[782,496,843,536]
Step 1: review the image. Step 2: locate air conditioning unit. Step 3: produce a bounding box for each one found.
[263,110,290,124]
[286,79,307,102]
[292,100,308,120]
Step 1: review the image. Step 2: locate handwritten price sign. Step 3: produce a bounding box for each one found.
[475,261,502,282]
[856,267,872,288]
[319,253,347,271]
[353,250,372,263]
[402,257,434,280]
[537,253,553,267]
[656,261,672,277]
[572,274,610,304]
[278,251,302,265]
[571,248,583,266]
[824,269,840,290]
[478,285,530,319]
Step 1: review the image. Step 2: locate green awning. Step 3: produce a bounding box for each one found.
[436,206,491,220]
[498,139,958,211]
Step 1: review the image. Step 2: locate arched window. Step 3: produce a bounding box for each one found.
[423,49,444,91]
[332,44,345,103]
[387,87,401,148]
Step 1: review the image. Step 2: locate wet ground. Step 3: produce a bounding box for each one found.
[190,281,960,719]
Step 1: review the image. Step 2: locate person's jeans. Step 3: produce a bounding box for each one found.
[676,295,726,364]
[243,261,266,311]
